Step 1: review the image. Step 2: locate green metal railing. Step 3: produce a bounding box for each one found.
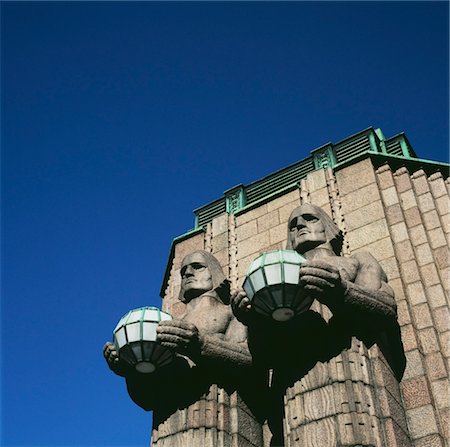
[193,127,420,229]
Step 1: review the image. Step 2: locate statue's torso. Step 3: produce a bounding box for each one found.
[183,294,232,339]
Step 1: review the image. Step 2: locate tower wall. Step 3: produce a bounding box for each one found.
[161,156,449,446]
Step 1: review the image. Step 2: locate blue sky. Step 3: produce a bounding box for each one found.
[2,2,448,446]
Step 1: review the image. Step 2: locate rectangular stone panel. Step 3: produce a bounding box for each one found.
[386,203,404,225]
[406,405,439,439]
[394,169,413,193]
[212,213,229,236]
[267,189,300,212]
[257,209,280,233]
[382,186,400,206]
[344,200,385,231]
[401,324,418,352]
[401,376,432,409]
[236,231,269,260]
[309,187,330,207]
[236,220,257,242]
[346,219,389,250]
[403,349,425,380]
[306,168,327,191]
[340,183,381,214]
[418,327,441,354]
[236,203,268,226]
[431,379,449,410]
[424,352,447,381]
[376,164,394,189]
[354,237,395,262]
[335,158,377,196]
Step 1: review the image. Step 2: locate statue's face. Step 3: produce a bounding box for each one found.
[288,204,327,253]
[180,252,213,301]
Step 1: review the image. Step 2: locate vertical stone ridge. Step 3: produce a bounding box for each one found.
[373,164,419,445]
[411,169,449,293]
[376,164,444,444]
[205,222,213,252]
[326,167,350,256]
[228,214,238,289]
[299,178,309,204]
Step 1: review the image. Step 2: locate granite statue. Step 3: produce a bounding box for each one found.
[231,203,406,445]
[104,250,266,446]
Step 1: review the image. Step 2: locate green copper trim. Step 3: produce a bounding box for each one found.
[161,132,448,299]
[399,137,412,159]
[312,144,336,169]
[368,132,379,153]
[224,185,245,214]
[192,128,446,230]
[234,182,300,216]
[375,128,387,154]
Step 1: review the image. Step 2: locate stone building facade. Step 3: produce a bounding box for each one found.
[159,127,449,446]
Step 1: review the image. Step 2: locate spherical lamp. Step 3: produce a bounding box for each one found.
[242,249,313,322]
[113,306,173,373]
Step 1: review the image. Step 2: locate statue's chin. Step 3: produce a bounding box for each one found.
[293,238,328,255]
[182,287,213,302]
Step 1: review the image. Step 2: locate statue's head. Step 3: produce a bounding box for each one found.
[286,204,343,255]
[179,251,230,304]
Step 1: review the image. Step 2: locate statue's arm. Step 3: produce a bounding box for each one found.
[336,251,397,320]
[299,254,396,319]
[199,312,253,368]
[336,252,406,380]
[157,312,253,370]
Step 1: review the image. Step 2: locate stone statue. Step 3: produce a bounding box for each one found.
[104,250,266,446]
[231,203,406,445]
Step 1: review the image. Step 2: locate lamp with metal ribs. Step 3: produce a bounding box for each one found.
[243,250,313,322]
[113,306,173,373]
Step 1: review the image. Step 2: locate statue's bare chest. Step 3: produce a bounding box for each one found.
[183,296,231,336]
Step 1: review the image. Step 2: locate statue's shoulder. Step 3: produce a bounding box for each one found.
[350,250,389,284]
[351,250,380,266]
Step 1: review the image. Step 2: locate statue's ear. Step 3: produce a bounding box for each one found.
[216,279,231,304]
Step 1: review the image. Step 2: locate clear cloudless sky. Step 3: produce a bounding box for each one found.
[2,2,448,446]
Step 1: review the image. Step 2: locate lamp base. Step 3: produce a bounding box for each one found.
[135,361,156,373]
[272,307,295,322]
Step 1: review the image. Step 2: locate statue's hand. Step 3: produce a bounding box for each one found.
[230,288,252,325]
[103,342,132,377]
[299,260,344,308]
[157,320,201,358]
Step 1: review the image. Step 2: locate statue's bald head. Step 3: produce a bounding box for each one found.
[179,251,229,303]
[286,204,343,255]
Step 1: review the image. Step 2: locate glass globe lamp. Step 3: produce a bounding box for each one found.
[242,249,313,322]
[113,306,173,373]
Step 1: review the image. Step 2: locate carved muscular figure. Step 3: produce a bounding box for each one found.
[157,251,252,368]
[104,250,265,445]
[232,203,405,378]
[232,204,406,445]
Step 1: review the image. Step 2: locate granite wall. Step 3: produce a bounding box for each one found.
[161,156,449,446]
